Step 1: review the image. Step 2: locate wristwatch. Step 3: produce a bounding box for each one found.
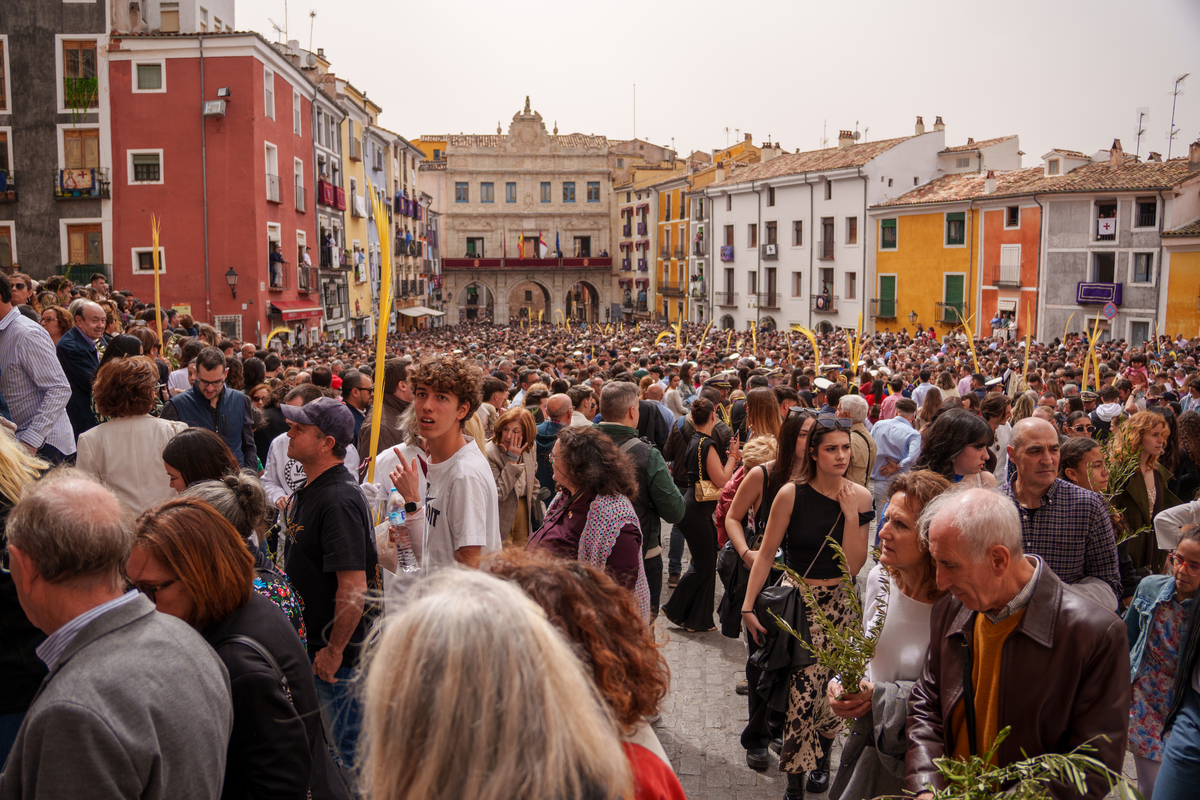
[404,501,418,514]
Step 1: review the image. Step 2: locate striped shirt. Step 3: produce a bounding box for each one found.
[35,590,141,669]
[0,307,75,454]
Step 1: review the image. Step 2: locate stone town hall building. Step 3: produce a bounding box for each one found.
[422,99,614,325]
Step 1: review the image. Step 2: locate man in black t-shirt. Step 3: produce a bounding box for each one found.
[281,396,377,774]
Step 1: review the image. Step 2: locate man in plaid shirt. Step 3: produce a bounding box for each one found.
[1001,417,1121,612]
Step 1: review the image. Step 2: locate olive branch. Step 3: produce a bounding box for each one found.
[897,727,1140,800]
[1097,439,1152,547]
[767,535,887,698]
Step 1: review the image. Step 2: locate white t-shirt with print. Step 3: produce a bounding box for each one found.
[422,434,501,570]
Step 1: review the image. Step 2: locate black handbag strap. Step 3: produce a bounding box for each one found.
[217,634,292,702]
[959,637,977,756]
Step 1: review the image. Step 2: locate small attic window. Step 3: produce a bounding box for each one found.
[1048,159,1060,175]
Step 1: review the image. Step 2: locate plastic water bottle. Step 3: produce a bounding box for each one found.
[387,489,419,573]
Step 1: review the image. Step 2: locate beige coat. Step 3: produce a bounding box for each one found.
[485,440,540,538]
[76,415,190,513]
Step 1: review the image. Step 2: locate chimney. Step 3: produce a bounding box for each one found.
[761,147,776,162]
[1190,140,1200,172]
[316,48,325,59]
[1148,152,1162,163]
[933,116,945,132]
[915,116,925,135]
[716,163,726,182]
[984,170,997,194]
[1110,139,1124,168]
[744,132,752,143]
[966,137,975,146]
[838,130,855,149]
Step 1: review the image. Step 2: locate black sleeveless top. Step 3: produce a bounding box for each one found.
[784,483,874,579]
[754,464,783,544]
[684,433,717,490]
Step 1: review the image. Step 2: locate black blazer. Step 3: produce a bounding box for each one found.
[205,591,351,800]
[56,325,99,439]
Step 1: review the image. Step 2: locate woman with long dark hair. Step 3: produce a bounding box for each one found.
[742,417,874,798]
[662,397,741,632]
[162,427,240,493]
[744,387,782,442]
[912,407,997,488]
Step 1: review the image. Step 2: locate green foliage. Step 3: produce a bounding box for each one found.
[902,727,1140,800]
[1098,438,1152,546]
[65,77,99,126]
[768,535,886,698]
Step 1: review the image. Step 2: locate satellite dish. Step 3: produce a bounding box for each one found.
[304,52,317,68]
[852,131,861,141]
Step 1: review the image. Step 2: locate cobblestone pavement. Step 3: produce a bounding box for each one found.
[650,526,1138,800]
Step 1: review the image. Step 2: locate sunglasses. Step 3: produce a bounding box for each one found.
[11,283,26,290]
[1071,424,1095,433]
[813,416,852,430]
[1169,553,1200,577]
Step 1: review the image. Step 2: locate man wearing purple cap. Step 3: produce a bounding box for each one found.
[280,396,377,776]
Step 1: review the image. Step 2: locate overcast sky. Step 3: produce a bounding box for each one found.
[240,0,1200,167]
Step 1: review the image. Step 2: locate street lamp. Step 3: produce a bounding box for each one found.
[225,267,239,298]
[908,310,918,326]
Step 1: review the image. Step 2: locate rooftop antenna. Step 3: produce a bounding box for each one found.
[1134,106,1149,158]
[725,127,730,148]
[267,18,284,42]
[1167,73,1189,160]
[632,83,636,141]
[821,120,828,149]
[283,0,289,41]
[308,10,316,54]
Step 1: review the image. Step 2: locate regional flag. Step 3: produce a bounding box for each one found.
[518,233,525,259]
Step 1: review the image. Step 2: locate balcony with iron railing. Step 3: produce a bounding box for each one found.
[990,263,1021,288]
[622,224,632,237]
[268,257,290,290]
[1076,282,1122,305]
[57,264,111,285]
[715,291,738,307]
[637,221,647,235]
[693,240,707,256]
[621,258,631,271]
[297,265,317,293]
[0,170,17,202]
[637,257,647,271]
[756,291,780,309]
[266,173,281,203]
[659,248,670,259]
[673,247,686,260]
[1138,212,1157,228]
[54,167,110,199]
[294,181,305,212]
[657,280,685,296]
[812,293,838,313]
[817,240,834,260]
[870,298,897,319]
[317,179,336,207]
[936,301,967,325]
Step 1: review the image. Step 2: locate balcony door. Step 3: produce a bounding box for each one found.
[943,274,965,323]
[64,129,100,170]
[1093,252,1116,283]
[878,275,896,317]
[67,223,102,266]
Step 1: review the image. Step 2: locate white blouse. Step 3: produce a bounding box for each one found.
[863,564,934,685]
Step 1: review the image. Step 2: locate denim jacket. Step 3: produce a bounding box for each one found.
[1125,574,1192,682]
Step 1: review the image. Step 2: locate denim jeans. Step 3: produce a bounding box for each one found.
[314,664,362,775]
[1156,687,1200,800]
[667,523,685,576]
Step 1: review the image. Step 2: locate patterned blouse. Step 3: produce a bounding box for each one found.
[1129,599,1185,760]
[253,549,306,650]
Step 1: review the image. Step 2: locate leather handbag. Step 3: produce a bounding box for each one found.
[751,509,842,637]
[694,435,722,502]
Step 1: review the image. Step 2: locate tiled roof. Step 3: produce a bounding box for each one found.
[421,133,608,149]
[1048,148,1090,159]
[875,158,1198,208]
[418,161,446,171]
[1165,219,1200,237]
[711,136,914,186]
[939,135,1016,153]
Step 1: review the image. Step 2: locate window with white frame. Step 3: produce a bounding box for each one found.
[1132,252,1155,284]
[132,247,166,274]
[265,143,279,202]
[293,91,302,136]
[132,60,164,93]
[0,37,8,114]
[263,67,274,119]
[128,150,163,184]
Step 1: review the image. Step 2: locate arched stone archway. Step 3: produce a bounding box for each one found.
[720,314,735,330]
[817,320,834,335]
[507,280,552,322]
[565,280,600,323]
[455,280,496,323]
[760,316,777,331]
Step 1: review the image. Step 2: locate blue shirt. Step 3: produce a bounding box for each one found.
[0,307,75,454]
[35,590,141,669]
[870,416,922,482]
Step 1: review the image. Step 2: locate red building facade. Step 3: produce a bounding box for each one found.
[108,32,324,345]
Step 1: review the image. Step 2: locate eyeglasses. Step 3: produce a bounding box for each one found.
[11,283,26,290]
[1169,553,1200,576]
[813,416,853,430]
[132,578,176,601]
[1071,424,1095,433]
[1,547,10,574]
[195,377,226,389]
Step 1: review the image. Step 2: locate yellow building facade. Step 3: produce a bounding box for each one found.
[337,84,383,337]
[1165,223,1200,338]
[655,175,690,323]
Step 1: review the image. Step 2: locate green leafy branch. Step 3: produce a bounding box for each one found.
[767,535,887,698]
[899,727,1140,800]
[1098,440,1152,547]
[65,77,98,126]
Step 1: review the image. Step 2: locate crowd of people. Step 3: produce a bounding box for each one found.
[5,266,1200,799]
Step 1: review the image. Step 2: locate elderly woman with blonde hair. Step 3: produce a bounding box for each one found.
[485,407,541,546]
[359,569,633,800]
[1111,409,1183,572]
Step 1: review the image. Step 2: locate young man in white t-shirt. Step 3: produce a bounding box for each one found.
[409,354,501,569]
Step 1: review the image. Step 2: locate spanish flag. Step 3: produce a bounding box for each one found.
[518,232,525,259]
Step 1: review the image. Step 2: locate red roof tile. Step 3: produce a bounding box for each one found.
[939,135,1017,153]
[711,136,915,186]
[421,133,608,149]
[1165,219,1200,237]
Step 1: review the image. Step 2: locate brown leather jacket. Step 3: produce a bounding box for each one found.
[905,563,1129,799]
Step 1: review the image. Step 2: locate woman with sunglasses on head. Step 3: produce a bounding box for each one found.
[723,408,816,771]
[911,407,997,489]
[1123,522,1200,799]
[741,415,874,799]
[1063,410,1095,439]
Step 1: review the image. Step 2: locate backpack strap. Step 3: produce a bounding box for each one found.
[215,634,291,701]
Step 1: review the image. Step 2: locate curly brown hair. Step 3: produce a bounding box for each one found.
[94,356,158,417]
[408,354,482,429]
[484,549,668,734]
[554,426,638,500]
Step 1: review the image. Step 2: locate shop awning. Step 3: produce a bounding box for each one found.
[270,300,324,321]
[398,306,446,318]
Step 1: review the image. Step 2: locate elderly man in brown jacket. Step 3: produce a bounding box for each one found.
[358,357,412,458]
[837,394,876,489]
[906,487,1129,800]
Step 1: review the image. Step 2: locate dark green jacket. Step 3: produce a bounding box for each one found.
[595,422,685,553]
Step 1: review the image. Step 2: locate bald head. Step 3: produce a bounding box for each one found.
[645,383,664,401]
[1009,417,1057,452]
[547,394,573,422]
[75,301,108,341]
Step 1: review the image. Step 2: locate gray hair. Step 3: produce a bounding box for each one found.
[183,472,268,540]
[838,394,868,424]
[919,486,1023,562]
[5,469,134,590]
[599,382,639,422]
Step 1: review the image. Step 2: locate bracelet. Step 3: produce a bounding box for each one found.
[740,609,754,615]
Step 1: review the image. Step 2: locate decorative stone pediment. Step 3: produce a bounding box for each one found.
[504,96,550,154]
